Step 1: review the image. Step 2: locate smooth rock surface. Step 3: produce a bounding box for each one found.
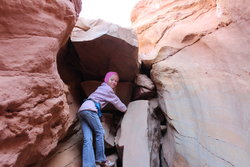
[132,0,250,166]
[118,100,150,167]
[70,18,139,82]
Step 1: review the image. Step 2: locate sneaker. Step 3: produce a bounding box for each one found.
[97,160,115,167]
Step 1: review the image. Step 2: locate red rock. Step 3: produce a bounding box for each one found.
[0,0,80,166]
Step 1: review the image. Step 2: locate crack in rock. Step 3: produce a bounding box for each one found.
[178,133,235,167]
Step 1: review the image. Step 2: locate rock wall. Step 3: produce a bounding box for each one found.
[0,0,80,166]
[132,0,250,167]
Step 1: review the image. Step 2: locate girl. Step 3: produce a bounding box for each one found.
[78,72,127,167]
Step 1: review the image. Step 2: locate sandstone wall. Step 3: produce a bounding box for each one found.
[0,0,80,166]
[132,0,250,166]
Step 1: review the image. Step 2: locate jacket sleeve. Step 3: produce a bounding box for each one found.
[105,89,127,112]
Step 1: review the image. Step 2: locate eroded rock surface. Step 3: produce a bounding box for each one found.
[132,0,250,166]
[0,0,80,166]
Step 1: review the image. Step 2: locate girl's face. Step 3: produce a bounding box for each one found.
[108,74,119,89]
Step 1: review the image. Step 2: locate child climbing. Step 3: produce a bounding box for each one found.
[78,72,127,167]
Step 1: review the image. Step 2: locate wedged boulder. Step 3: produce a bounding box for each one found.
[117,100,162,167]
[133,74,156,100]
[70,18,139,82]
[134,74,155,90]
[117,100,150,167]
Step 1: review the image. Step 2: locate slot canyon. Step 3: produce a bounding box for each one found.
[0,0,249,167]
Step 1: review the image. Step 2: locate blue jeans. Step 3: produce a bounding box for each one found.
[78,110,106,167]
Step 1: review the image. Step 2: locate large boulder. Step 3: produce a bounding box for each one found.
[117,100,162,167]
[70,18,139,82]
[118,100,150,167]
[133,74,156,100]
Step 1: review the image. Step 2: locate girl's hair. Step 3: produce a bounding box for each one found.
[104,72,118,83]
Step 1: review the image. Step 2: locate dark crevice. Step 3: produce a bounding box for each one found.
[140,61,152,77]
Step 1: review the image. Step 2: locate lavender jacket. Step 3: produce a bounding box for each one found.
[79,82,127,113]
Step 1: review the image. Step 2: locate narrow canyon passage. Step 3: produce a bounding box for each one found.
[38,20,163,167]
[1,0,249,167]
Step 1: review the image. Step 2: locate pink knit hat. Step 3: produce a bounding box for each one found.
[104,72,118,83]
